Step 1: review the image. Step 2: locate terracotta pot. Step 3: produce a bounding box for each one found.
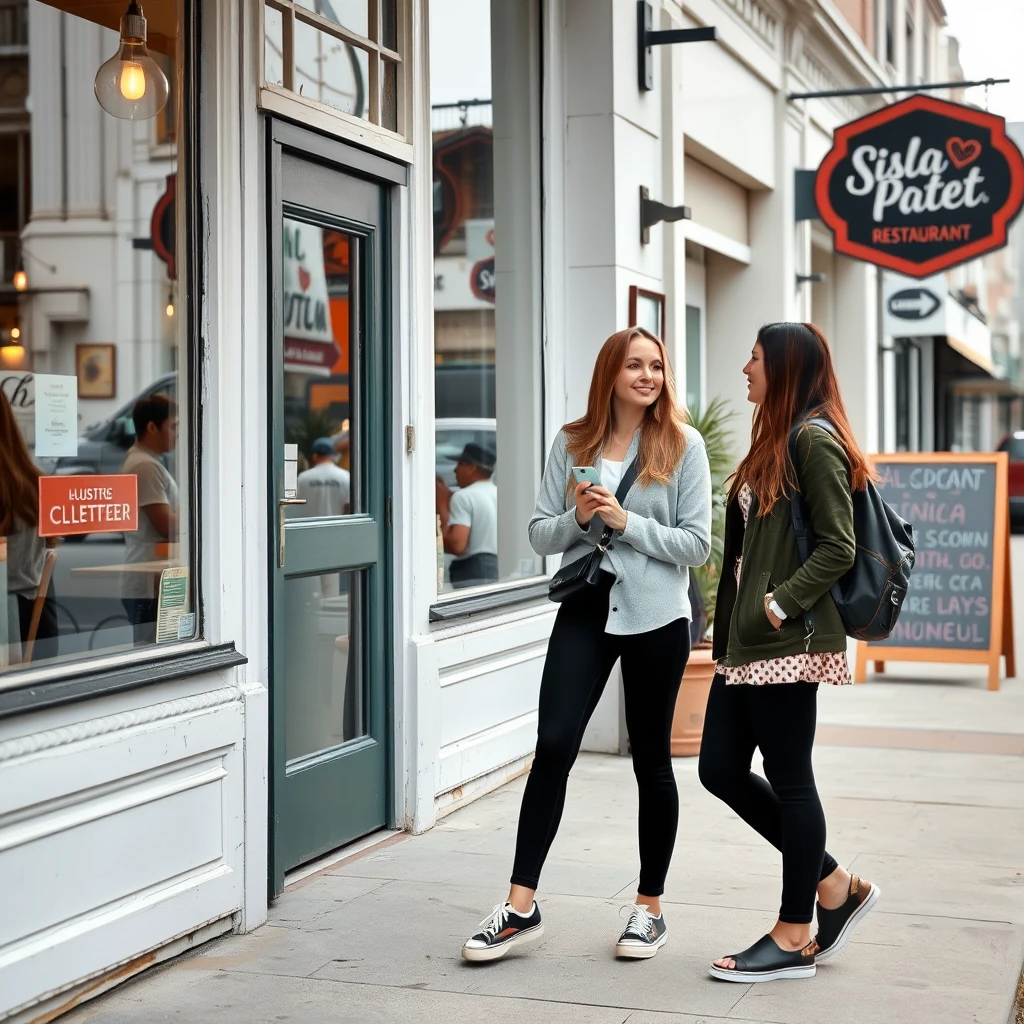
[671,645,716,757]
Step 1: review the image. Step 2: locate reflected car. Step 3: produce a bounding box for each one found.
[435,418,496,490]
[997,432,1024,531]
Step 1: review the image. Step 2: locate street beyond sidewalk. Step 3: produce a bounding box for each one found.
[65,660,1024,1024]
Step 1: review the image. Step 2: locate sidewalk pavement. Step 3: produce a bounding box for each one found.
[65,661,1024,1024]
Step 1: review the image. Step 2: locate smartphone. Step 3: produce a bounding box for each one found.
[571,466,602,490]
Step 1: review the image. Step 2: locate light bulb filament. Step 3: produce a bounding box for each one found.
[120,61,147,100]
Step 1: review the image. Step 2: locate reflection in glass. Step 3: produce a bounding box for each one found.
[282,221,356,511]
[284,571,365,761]
[265,6,285,86]
[429,0,542,596]
[1,4,191,672]
[381,0,398,50]
[295,0,368,39]
[294,21,369,119]
[382,59,398,133]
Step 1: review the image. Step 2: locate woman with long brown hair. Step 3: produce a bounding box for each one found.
[0,390,57,661]
[700,322,880,983]
[461,326,712,963]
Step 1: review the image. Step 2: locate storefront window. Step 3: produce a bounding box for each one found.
[0,0,196,673]
[429,0,543,597]
[263,0,405,137]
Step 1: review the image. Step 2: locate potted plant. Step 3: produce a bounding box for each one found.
[672,398,738,756]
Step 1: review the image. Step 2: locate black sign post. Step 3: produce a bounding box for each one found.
[815,95,1024,278]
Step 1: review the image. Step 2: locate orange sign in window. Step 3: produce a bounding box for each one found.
[38,474,139,537]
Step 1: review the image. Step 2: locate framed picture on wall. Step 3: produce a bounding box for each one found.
[628,285,666,339]
[75,344,117,399]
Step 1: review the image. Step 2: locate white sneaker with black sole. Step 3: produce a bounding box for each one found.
[615,903,668,959]
[461,902,544,962]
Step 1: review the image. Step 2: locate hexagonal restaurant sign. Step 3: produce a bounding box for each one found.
[815,95,1024,278]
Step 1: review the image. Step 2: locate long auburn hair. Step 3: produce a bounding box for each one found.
[564,326,687,489]
[731,322,874,514]
[0,389,41,533]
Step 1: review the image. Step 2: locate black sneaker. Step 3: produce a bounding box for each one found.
[461,902,544,962]
[615,903,668,959]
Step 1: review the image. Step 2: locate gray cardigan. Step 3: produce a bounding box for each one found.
[529,426,712,635]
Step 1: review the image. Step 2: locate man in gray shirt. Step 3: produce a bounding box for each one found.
[436,443,498,589]
[121,393,178,644]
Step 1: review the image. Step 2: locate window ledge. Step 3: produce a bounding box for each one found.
[0,642,248,720]
[429,580,552,622]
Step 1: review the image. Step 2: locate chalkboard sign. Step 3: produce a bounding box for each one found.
[856,452,1015,690]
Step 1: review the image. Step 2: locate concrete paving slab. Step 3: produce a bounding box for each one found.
[67,969,636,1024]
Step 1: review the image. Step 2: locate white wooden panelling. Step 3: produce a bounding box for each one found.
[0,696,243,1018]
[438,648,545,750]
[437,712,539,797]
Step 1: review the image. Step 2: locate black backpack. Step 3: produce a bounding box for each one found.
[788,419,915,643]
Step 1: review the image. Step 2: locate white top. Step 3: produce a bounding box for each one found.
[296,460,352,518]
[121,443,179,599]
[448,479,498,559]
[598,460,623,572]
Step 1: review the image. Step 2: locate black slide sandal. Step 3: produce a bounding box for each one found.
[815,875,880,962]
[709,933,817,983]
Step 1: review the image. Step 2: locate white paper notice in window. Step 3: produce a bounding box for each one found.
[33,373,79,458]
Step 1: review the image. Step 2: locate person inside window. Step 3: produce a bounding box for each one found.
[296,437,352,599]
[0,391,58,663]
[436,442,498,589]
[121,393,178,644]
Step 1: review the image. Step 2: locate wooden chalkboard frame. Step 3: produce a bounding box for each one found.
[856,451,1016,691]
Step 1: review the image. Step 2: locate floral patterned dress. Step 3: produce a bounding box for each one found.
[719,484,851,686]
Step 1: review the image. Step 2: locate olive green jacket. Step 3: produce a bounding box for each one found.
[712,424,856,666]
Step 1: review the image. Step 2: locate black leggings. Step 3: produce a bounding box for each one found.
[511,573,690,897]
[698,673,839,924]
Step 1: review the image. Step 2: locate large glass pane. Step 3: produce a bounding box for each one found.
[429,0,542,596]
[282,221,357,514]
[284,570,365,761]
[295,0,368,40]
[1,0,194,672]
[294,20,370,119]
[265,5,285,87]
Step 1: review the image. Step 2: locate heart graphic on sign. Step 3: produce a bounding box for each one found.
[946,137,982,170]
[298,266,311,291]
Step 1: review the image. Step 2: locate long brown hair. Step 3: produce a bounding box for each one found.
[731,322,874,514]
[564,326,687,488]
[0,389,41,533]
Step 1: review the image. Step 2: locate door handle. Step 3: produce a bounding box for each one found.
[279,497,307,568]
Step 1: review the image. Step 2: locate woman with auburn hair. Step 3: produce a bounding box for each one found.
[0,390,57,660]
[700,322,880,984]
[461,326,712,963]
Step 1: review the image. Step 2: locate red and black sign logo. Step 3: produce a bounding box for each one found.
[815,95,1024,278]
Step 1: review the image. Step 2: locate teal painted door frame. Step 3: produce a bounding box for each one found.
[266,120,404,895]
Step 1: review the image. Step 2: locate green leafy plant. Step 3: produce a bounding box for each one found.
[688,398,740,637]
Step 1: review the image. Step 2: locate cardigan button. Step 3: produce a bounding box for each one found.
[612,606,618,612]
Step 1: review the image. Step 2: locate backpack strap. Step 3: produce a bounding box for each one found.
[787,419,835,651]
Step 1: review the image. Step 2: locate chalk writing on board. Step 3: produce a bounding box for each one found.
[871,461,996,650]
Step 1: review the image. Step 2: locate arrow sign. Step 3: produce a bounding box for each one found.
[887,288,942,320]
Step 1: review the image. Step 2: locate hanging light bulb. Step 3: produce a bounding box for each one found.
[165,290,175,317]
[13,267,27,291]
[10,326,21,341]
[93,2,169,120]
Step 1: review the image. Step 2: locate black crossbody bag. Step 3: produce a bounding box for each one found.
[547,459,639,604]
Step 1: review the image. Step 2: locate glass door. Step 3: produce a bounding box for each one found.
[268,125,393,893]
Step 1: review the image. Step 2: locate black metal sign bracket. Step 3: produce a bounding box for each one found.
[638,1,717,92]
[641,186,691,245]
